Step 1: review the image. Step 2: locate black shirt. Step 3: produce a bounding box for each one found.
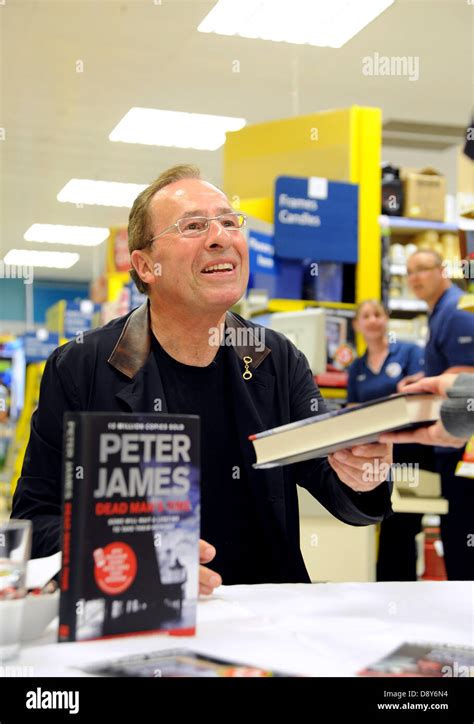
[151,334,270,584]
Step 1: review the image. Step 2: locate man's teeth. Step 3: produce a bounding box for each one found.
[203,263,234,273]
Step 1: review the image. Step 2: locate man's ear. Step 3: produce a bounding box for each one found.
[130,249,157,287]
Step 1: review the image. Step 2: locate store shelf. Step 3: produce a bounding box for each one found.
[379,215,459,234]
[388,299,428,312]
[389,263,407,275]
[319,387,347,400]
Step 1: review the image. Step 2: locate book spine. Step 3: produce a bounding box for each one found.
[58,414,82,642]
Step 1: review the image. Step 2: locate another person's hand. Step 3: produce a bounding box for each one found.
[380,373,467,447]
[394,373,459,399]
[396,371,425,392]
[380,420,466,448]
[199,539,222,595]
[328,442,393,492]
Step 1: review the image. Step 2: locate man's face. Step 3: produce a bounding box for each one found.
[406,252,444,301]
[143,178,249,312]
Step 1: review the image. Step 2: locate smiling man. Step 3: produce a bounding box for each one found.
[13,165,393,592]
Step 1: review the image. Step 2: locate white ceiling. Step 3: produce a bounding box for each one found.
[0,0,473,282]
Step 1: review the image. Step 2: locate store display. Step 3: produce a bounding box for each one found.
[59,412,200,642]
[401,167,446,221]
[250,393,442,468]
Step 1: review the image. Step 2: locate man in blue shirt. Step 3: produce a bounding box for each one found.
[402,250,474,580]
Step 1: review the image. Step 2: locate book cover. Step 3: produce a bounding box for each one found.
[79,648,297,677]
[358,642,474,677]
[59,412,200,642]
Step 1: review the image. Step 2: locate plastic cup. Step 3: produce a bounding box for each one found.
[0,519,32,660]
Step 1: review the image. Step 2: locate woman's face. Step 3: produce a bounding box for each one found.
[354,303,388,342]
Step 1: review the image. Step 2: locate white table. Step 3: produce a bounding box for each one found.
[15,581,473,677]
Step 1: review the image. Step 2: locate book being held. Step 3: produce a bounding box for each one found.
[249,393,442,469]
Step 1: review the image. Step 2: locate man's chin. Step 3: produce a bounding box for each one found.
[201,287,245,311]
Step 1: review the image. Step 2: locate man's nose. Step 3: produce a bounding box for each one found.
[204,219,233,248]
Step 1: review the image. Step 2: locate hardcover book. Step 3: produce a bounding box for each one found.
[249,393,442,468]
[59,412,200,642]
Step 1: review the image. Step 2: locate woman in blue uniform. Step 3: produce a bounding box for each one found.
[347,299,431,581]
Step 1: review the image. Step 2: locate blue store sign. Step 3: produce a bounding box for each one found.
[23,331,60,362]
[247,229,277,296]
[248,230,276,276]
[274,176,358,263]
[64,301,99,338]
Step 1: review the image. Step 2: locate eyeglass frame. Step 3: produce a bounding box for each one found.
[406,264,442,276]
[147,212,247,245]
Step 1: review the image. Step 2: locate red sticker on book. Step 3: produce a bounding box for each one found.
[93,542,137,595]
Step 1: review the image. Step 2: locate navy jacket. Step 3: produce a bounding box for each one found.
[12,302,392,582]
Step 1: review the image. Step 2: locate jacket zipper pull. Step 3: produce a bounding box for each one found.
[242,355,253,380]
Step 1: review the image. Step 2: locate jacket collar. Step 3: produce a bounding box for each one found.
[108,300,271,379]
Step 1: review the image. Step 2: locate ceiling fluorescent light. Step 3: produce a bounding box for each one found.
[57,179,148,208]
[4,249,80,269]
[109,108,246,151]
[198,0,394,49]
[24,224,110,246]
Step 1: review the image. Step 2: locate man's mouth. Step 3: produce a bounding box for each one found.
[201,262,236,275]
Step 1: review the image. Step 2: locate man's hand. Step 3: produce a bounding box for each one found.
[397,371,425,392]
[199,539,222,596]
[328,442,392,492]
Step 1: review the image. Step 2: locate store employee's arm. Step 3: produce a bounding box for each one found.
[291,350,392,522]
[438,307,474,373]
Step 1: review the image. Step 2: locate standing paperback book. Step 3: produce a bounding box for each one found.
[59,413,200,642]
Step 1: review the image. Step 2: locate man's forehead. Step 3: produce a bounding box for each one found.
[407,252,436,267]
[150,178,230,216]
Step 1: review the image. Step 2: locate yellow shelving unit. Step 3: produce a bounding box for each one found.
[224,106,382,306]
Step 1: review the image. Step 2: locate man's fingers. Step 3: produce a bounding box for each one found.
[349,443,391,458]
[199,564,221,591]
[380,429,429,445]
[199,539,216,563]
[328,455,380,491]
[332,448,391,473]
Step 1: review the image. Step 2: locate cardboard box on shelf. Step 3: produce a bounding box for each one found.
[401,167,446,221]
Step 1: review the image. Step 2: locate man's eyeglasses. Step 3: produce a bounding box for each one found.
[149,212,247,243]
[407,265,441,276]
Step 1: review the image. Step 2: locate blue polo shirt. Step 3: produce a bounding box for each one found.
[424,285,474,376]
[347,341,424,404]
